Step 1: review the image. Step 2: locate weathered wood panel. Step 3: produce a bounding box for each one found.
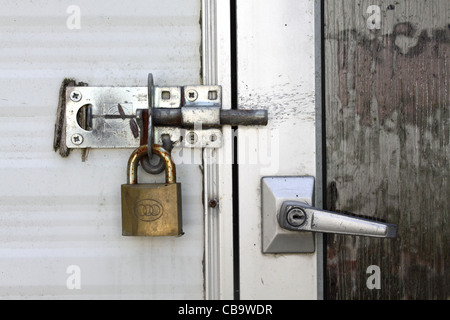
[325,0,449,299]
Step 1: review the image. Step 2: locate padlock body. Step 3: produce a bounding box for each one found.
[121,183,182,236]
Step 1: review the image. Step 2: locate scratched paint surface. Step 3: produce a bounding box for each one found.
[325,0,449,299]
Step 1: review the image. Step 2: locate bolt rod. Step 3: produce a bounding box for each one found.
[152,109,268,127]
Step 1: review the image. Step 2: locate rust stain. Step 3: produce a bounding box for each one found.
[117,103,126,120]
[129,118,139,138]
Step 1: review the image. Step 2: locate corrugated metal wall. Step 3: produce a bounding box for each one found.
[0,0,204,299]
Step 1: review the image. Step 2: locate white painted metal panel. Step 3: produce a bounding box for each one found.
[0,0,203,299]
[236,0,319,299]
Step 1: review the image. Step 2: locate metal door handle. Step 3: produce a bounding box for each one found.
[279,201,397,238]
[261,176,397,253]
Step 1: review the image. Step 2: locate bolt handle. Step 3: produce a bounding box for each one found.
[279,201,397,238]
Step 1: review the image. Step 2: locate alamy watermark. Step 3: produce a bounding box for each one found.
[66,5,81,30]
[66,265,81,290]
[366,5,381,30]
[171,127,281,173]
[366,265,381,290]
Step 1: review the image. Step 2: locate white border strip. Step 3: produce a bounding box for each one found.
[202,0,234,300]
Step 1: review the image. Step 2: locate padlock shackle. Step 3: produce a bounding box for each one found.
[127,145,176,185]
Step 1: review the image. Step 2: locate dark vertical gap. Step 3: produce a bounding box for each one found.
[320,0,329,300]
[230,0,240,300]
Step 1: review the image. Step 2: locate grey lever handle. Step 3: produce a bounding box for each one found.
[279,201,397,238]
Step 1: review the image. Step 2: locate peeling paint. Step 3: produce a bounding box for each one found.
[333,23,449,126]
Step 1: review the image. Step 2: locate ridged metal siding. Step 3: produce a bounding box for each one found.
[0,0,203,299]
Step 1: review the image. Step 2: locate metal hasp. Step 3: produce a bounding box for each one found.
[64,74,268,150]
[261,176,398,254]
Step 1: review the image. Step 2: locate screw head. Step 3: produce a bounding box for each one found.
[70,90,82,102]
[186,89,198,102]
[71,133,84,145]
[186,131,198,144]
[208,199,218,208]
[286,207,307,227]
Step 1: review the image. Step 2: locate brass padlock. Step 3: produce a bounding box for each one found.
[121,145,183,236]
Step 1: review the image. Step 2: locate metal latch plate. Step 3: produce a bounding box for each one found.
[152,85,222,148]
[65,86,222,149]
[65,87,147,149]
[261,176,315,254]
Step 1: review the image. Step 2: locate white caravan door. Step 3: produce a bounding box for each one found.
[1,0,329,300]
